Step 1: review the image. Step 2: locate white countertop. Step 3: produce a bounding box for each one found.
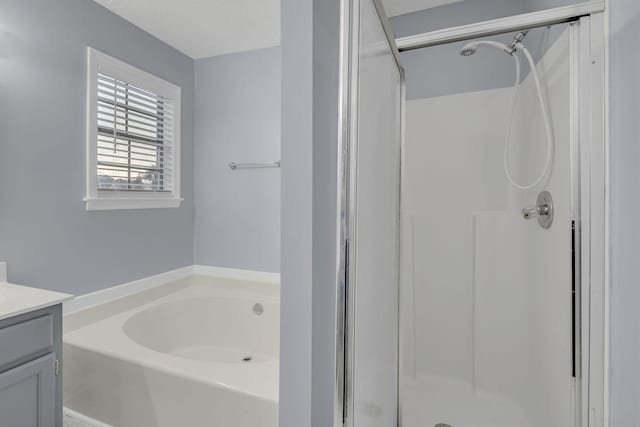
[0,282,73,322]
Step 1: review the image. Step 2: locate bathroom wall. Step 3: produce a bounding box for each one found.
[389,0,527,37]
[0,1,282,293]
[524,0,593,12]
[280,0,344,425]
[608,0,640,425]
[193,47,281,273]
[280,0,314,425]
[0,0,194,295]
[401,26,572,426]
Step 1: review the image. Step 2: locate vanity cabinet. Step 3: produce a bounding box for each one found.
[0,305,63,427]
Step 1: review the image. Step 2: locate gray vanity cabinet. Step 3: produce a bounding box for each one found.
[0,305,63,427]
[0,353,55,426]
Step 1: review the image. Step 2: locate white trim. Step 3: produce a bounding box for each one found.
[85,47,182,211]
[578,12,608,427]
[579,17,592,427]
[602,2,611,426]
[192,265,281,284]
[569,20,582,427]
[63,265,280,314]
[89,48,180,100]
[395,1,605,51]
[344,0,362,424]
[83,196,182,211]
[63,266,193,314]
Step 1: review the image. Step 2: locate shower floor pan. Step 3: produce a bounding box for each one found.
[401,377,532,427]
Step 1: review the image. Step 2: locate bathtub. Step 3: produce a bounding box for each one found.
[63,270,279,427]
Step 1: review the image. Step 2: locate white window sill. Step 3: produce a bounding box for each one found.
[84,197,183,211]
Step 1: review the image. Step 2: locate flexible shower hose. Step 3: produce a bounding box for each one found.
[503,43,554,190]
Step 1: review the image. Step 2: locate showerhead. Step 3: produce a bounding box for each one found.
[459,40,510,57]
[460,32,529,57]
[460,45,478,56]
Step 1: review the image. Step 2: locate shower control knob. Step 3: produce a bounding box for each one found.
[522,204,550,219]
[521,190,554,229]
[522,205,541,219]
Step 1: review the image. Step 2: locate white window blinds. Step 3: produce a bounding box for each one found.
[86,48,181,210]
[95,73,175,193]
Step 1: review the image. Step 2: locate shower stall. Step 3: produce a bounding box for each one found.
[337,1,606,427]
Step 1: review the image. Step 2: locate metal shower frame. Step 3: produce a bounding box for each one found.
[334,1,608,426]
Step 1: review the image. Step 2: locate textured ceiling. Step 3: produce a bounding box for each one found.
[94,0,280,59]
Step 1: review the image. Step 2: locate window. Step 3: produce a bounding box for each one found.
[85,48,181,210]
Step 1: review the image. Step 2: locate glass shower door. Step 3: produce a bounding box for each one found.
[345,1,403,427]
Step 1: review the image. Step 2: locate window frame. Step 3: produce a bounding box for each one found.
[84,47,182,211]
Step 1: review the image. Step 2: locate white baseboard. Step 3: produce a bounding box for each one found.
[64,407,113,427]
[193,265,280,284]
[63,265,280,315]
[63,266,193,315]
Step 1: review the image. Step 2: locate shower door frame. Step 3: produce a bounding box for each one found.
[336,0,405,426]
[335,3,608,427]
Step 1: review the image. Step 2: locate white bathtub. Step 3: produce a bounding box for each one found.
[63,271,279,427]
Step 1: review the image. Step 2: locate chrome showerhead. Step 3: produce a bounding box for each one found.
[459,40,510,57]
[460,32,529,57]
[460,46,477,56]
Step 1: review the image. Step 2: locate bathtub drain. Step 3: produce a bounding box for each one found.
[242,356,253,362]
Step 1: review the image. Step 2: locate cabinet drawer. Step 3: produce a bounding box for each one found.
[0,315,53,369]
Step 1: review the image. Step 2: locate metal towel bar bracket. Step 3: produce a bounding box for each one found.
[227,161,281,170]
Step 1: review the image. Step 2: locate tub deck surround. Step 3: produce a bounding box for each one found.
[63,268,280,427]
[63,265,279,315]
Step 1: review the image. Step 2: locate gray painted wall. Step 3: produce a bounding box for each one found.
[280,0,342,425]
[390,0,526,38]
[193,47,281,273]
[280,0,313,424]
[395,24,568,100]
[390,0,528,100]
[524,0,588,12]
[608,0,640,425]
[311,0,341,424]
[0,0,194,295]
[389,0,525,101]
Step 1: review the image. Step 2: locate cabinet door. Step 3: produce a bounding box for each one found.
[0,353,56,427]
